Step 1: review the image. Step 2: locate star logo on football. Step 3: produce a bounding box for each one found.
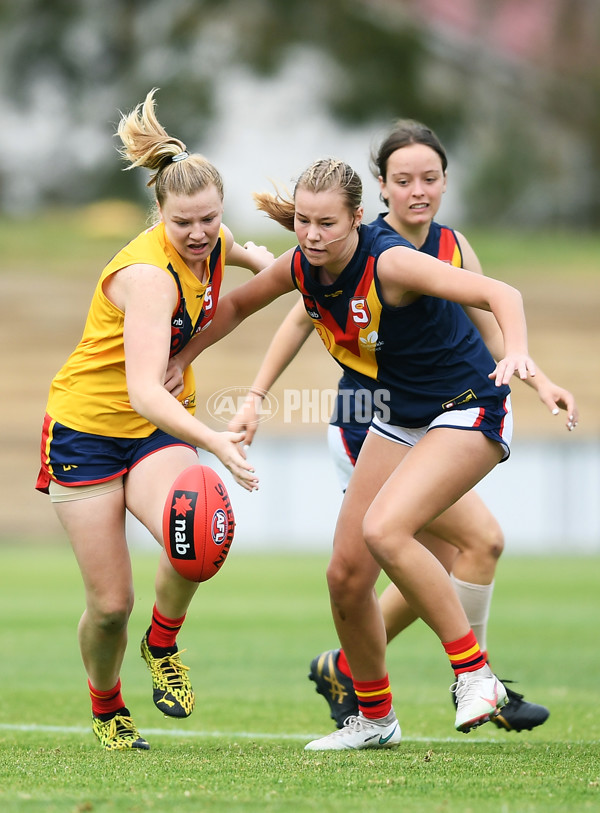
[173,494,193,516]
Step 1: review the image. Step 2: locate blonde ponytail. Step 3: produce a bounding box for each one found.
[116,89,224,207]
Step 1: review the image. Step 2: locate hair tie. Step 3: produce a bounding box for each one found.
[171,151,189,163]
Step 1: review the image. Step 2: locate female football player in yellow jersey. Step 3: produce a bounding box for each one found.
[36,89,272,750]
[217,121,578,735]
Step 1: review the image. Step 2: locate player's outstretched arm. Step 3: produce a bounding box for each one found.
[222,225,275,275]
[229,299,314,445]
[455,232,578,430]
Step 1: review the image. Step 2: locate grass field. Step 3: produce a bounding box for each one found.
[1,547,599,812]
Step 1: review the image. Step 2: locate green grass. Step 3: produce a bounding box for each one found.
[0,547,599,812]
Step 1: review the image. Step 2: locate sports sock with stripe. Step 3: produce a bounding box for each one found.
[443,629,487,677]
[353,675,393,720]
[147,604,185,651]
[89,678,125,718]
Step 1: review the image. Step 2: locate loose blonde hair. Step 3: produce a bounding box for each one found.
[254,158,363,231]
[116,88,224,208]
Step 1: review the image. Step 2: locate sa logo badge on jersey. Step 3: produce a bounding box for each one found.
[350,297,371,327]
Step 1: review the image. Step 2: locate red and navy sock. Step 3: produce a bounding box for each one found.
[353,675,393,720]
[89,678,126,720]
[443,630,487,678]
[147,604,186,654]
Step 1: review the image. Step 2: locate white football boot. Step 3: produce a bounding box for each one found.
[452,664,508,732]
[304,710,401,751]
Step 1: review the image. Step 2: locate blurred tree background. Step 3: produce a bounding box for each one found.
[0,0,599,227]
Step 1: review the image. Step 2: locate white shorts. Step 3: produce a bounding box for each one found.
[328,397,512,492]
[327,424,359,493]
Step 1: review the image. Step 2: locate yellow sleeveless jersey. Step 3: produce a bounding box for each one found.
[45,221,226,438]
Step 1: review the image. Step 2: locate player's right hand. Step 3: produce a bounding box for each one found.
[209,429,259,492]
[228,391,263,447]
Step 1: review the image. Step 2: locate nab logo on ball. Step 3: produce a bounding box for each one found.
[162,465,236,582]
[167,490,198,561]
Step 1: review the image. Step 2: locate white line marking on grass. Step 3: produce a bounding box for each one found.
[0,723,497,743]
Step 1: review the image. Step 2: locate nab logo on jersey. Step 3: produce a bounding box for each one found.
[350,297,371,326]
[303,295,321,320]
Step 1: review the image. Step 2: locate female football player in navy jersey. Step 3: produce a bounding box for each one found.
[167,153,556,749]
[36,90,272,751]
[221,121,578,736]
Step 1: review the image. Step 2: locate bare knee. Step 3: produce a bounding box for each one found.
[326,558,354,607]
[362,514,383,560]
[86,592,134,635]
[362,510,406,570]
[443,513,505,564]
[326,557,373,609]
[477,518,505,562]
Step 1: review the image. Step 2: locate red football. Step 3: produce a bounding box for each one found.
[162,465,235,582]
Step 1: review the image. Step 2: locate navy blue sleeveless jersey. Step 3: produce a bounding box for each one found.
[292,222,510,428]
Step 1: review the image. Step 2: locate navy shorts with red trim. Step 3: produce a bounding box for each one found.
[36,414,196,493]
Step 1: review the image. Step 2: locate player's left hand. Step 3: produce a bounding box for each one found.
[164,356,185,396]
[243,241,275,274]
[536,381,579,431]
[489,353,536,387]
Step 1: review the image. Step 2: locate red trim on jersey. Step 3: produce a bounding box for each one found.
[437,227,459,263]
[293,253,377,359]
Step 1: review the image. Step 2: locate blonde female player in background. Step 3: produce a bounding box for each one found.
[36,89,272,750]
[223,121,578,736]
[164,155,553,749]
